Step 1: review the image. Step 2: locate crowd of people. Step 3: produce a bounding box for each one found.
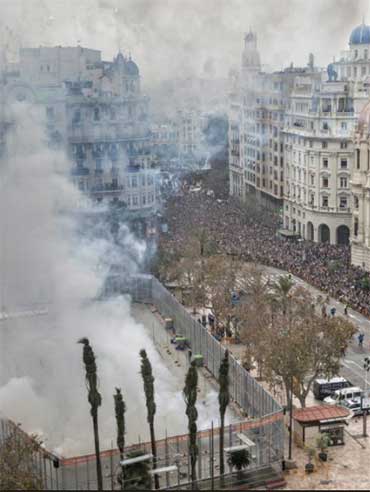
[160,186,370,319]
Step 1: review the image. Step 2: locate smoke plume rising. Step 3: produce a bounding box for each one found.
[0,102,233,456]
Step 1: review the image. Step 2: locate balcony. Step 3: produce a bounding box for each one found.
[71,166,89,176]
[90,184,124,195]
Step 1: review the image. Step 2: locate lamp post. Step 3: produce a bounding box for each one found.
[362,357,370,437]
[288,374,293,460]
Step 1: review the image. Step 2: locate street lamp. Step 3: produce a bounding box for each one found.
[362,357,370,437]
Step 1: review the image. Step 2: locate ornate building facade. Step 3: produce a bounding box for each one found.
[230,23,370,246]
[1,46,159,234]
[351,101,370,268]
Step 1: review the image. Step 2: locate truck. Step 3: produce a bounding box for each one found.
[313,377,352,401]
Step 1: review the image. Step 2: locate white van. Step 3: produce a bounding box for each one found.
[324,386,362,405]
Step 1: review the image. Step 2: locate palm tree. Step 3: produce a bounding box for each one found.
[139,349,159,490]
[183,360,199,489]
[218,350,230,477]
[270,275,294,315]
[78,338,103,491]
[227,449,250,481]
[114,388,126,489]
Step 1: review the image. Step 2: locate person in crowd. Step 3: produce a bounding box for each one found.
[160,187,370,323]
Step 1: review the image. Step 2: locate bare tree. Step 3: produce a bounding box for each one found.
[0,427,44,490]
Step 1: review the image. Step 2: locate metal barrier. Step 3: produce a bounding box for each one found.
[115,274,283,419]
[1,275,284,490]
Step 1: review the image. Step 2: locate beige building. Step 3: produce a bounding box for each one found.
[283,78,358,244]
[1,46,159,228]
[351,101,370,268]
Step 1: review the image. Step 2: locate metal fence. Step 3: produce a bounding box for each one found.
[58,415,284,490]
[1,275,284,490]
[115,274,283,419]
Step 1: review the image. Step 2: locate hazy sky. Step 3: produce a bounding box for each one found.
[0,0,369,85]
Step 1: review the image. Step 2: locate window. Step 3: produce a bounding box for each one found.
[341,122,347,130]
[340,141,347,149]
[365,49,368,60]
[133,195,139,206]
[46,107,54,120]
[323,158,328,168]
[322,141,328,149]
[354,218,359,237]
[357,148,360,169]
[339,197,348,209]
[142,194,146,205]
[354,66,358,78]
[73,109,81,124]
[94,107,100,121]
[322,177,329,188]
[340,177,348,188]
[311,174,315,185]
[355,49,358,59]
[340,159,347,169]
[95,159,102,172]
[131,176,138,188]
[322,196,328,207]
[141,174,146,186]
[309,140,313,148]
[362,66,367,77]
[354,196,359,209]
[310,194,314,205]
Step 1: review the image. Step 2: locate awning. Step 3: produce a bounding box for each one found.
[293,405,350,425]
[278,229,300,238]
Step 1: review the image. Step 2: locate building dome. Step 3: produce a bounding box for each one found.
[126,58,139,76]
[350,23,370,45]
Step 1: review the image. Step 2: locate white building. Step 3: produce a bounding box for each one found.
[283,78,358,244]
[1,46,159,233]
[283,23,370,245]
[351,101,370,268]
[229,32,304,209]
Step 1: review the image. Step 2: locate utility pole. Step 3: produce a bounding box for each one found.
[288,374,293,460]
[363,357,370,437]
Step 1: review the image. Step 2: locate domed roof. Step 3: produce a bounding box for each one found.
[357,99,370,131]
[350,23,370,45]
[126,57,139,76]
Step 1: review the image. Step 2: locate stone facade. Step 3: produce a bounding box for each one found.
[1,46,159,228]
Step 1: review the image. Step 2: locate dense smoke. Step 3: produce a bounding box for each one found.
[0,103,233,456]
[0,0,368,86]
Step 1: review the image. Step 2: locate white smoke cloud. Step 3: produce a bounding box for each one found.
[0,0,368,85]
[0,101,236,457]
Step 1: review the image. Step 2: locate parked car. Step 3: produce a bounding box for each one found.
[339,399,364,417]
